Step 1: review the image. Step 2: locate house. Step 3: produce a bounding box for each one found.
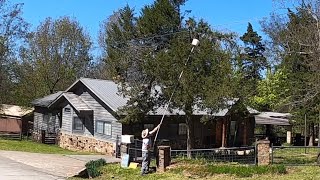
[31,91,63,143]
[32,78,258,155]
[0,104,33,136]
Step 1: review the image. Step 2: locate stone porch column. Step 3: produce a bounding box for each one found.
[157,146,171,172]
[256,139,270,165]
[286,126,292,144]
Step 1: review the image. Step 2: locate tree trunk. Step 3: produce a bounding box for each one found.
[185,104,194,158]
[309,123,314,146]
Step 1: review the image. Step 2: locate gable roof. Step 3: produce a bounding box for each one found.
[49,92,92,113]
[0,104,33,117]
[62,78,257,116]
[78,78,129,112]
[31,91,63,107]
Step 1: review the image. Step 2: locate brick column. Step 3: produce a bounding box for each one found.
[157,146,171,172]
[256,140,270,165]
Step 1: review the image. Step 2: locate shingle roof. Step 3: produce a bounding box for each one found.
[74,78,257,116]
[31,91,63,107]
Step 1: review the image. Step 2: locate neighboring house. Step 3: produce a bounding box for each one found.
[32,78,259,155]
[0,104,33,135]
[31,91,63,142]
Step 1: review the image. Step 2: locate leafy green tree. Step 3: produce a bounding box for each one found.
[262,0,320,144]
[262,1,320,108]
[0,0,28,105]
[102,0,234,153]
[99,5,139,82]
[17,17,92,102]
[251,68,290,111]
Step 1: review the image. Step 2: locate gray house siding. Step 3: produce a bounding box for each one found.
[79,91,122,143]
[61,104,94,137]
[33,106,59,134]
[61,105,72,133]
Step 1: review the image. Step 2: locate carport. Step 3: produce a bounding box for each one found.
[254,112,292,145]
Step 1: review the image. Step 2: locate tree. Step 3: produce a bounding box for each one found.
[19,17,92,99]
[262,0,320,145]
[99,5,139,82]
[251,67,290,111]
[262,1,320,107]
[238,23,267,101]
[102,0,234,155]
[0,0,28,105]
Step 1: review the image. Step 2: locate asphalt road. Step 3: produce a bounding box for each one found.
[0,154,63,180]
[0,150,121,180]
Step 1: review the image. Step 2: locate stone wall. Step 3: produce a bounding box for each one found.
[58,132,115,156]
[32,131,42,143]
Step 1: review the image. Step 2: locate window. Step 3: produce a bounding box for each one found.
[178,123,187,135]
[43,114,49,123]
[96,121,104,134]
[144,124,154,130]
[96,121,112,136]
[64,108,71,113]
[230,121,236,135]
[73,117,84,131]
[104,123,112,136]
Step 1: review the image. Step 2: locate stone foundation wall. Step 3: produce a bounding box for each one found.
[58,132,115,156]
[32,131,42,143]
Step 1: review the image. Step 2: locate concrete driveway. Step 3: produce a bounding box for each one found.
[0,150,120,180]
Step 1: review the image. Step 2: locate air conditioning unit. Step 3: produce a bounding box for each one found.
[121,135,134,144]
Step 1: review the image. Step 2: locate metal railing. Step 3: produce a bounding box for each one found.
[171,146,256,165]
[271,146,320,166]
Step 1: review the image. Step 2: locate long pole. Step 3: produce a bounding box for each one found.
[153,45,196,149]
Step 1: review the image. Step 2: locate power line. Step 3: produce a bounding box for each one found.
[96,12,292,50]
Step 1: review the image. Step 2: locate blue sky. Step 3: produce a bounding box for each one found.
[11,0,275,49]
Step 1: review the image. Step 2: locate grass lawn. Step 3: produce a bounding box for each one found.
[73,158,320,180]
[272,147,320,165]
[70,162,320,180]
[69,157,320,180]
[0,138,93,154]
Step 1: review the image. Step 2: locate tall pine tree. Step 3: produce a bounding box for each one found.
[239,23,267,100]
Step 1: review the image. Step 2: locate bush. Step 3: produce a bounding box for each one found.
[85,158,107,178]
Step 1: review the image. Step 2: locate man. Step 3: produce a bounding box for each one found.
[141,124,161,175]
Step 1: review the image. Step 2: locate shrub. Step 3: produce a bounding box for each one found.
[85,158,107,178]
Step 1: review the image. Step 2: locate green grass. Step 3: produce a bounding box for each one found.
[68,157,320,180]
[70,163,186,180]
[272,147,320,165]
[0,139,93,154]
[69,159,287,180]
